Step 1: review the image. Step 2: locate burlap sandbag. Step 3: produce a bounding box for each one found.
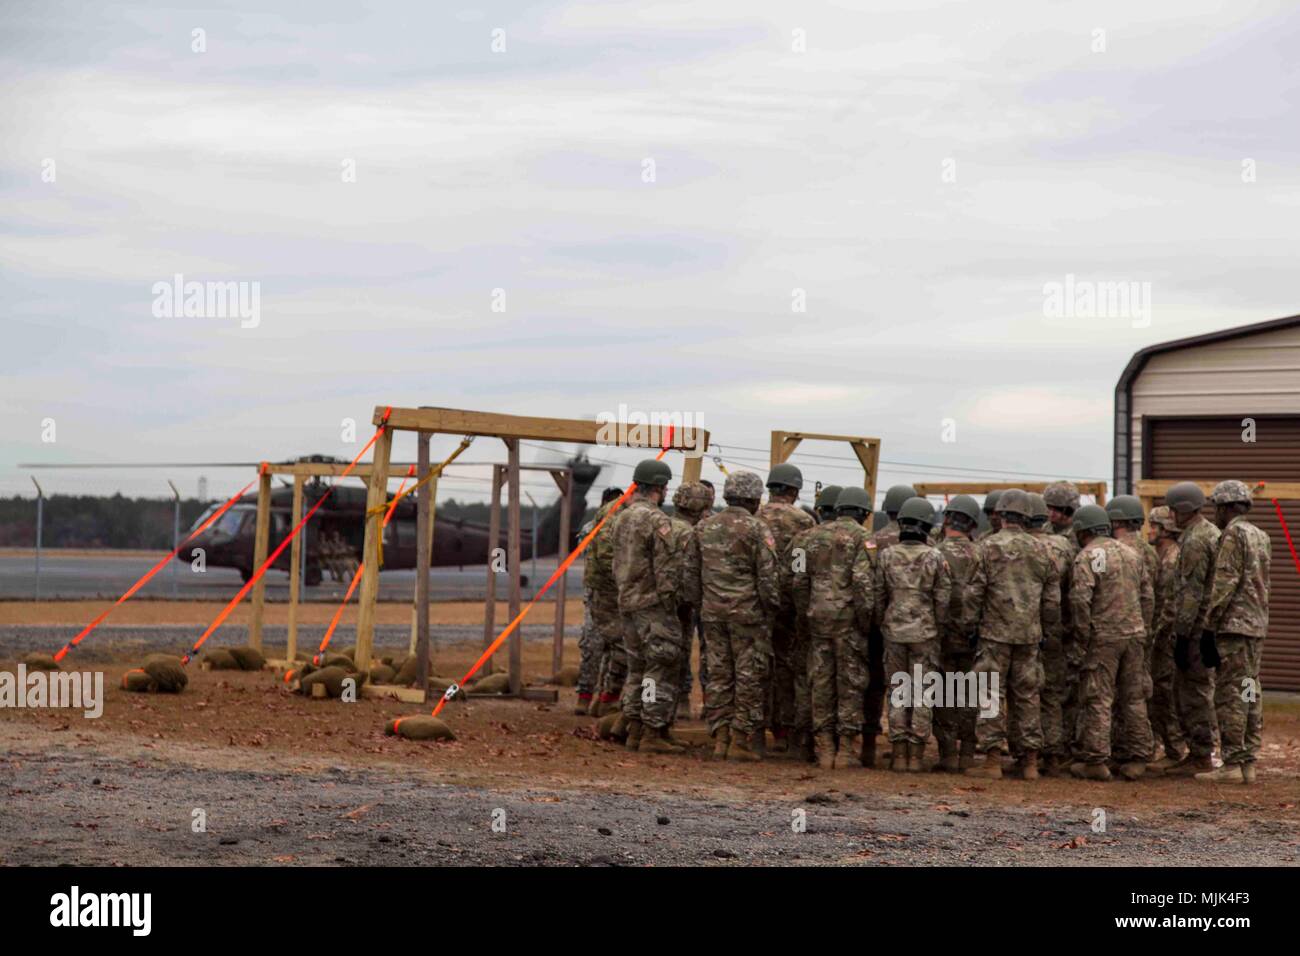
[322,653,355,671]
[22,653,60,671]
[121,669,156,693]
[369,664,396,685]
[299,665,365,699]
[202,649,240,670]
[470,672,510,695]
[338,645,356,662]
[552,664,580,687]
[142,654,188,693]
[385,715,456,741]
[393,655,434,686]
[598,711,627,741]
[228,645,266,671]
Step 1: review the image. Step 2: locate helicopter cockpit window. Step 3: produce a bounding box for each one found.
[214,507,251,536]
[188,504,219,533]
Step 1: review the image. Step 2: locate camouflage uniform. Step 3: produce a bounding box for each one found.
[875,540,951,745]
[1112,532,1157,762]
[685,506,780,736]
[1071,536,1154,765]
[1036,524,1077,762]
[973,527,1060,755]
[666,511,704,715]
[1206,513,1271,766]
[612,496,685,731]
[756,500,815,737]
[862,520,902,740]
[1172,515,1221,761]
[1148,537,1185,759]
[586,501,628,706]
[792,516,872,739]
[935,532,984,758]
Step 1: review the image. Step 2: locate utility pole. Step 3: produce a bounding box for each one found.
[31,477,44,600]
[167,479,181,598]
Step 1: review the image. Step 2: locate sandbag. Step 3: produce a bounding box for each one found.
[202,649,240,670]
[393,655,433,686]
[142,654,188,693]
[228,645,266,671]
[598,711,627,741]
[552,664,580,687]
[338,645,356,662]
[322,653,355,671]
[299,665,365,699]
[470,672,510,695]
[22,653,59,671]
[385,715,456,741]
[121,669,156,693]
[369,664,396,685]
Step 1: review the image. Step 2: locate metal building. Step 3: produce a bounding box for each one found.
[1114,314,1300,691]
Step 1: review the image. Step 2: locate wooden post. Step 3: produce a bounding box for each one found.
[249,470,272,652]
[286,474,305,662]
[551,469,571,676]
[506,438,523,695]
[355,426,393,670]
[483,464,502,673]
[682,456,703,482]
[414,432,432,700]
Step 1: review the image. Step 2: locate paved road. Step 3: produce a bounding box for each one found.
[0,552,583,602]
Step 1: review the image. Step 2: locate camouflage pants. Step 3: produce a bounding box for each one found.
[591,589,627,703]
[703,618,771,736]
[1061,638,1087,757]
[808,619,868,737]
[1174,635,1217,760]
[1111,636,1155,763]
[1039,635,1068,758]
[577,591,602,697]
[974,640,1042,755]
[791,616,812,735]
[1213,635,1264,766]
[620,604,685,730]
[1075,639,1152,765]
[1148,630,1185,759]
[677,606,707,707]
[884,639,940,745]
[768,607,799,732]
[863,624,887,738]
[933,646,977,754]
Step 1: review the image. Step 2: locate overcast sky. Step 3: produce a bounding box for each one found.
[3,0,1298,507]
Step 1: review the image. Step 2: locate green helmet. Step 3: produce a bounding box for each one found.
[995,488,1031,516]
[1105,494,1145,525]
[816,484,844,512]
[1072,503,1111,537]
[835,486,872,513]
[723,470,765,501]
[982,490,1003,514]
[897,496,936,529]
[944,494,981,524]
[1210,479,1252,506]
[766,463,804,491]
[1165,481,1206,513]
[1043,481,1081,511]
[672,481,714,513]
[882,484,918,515]
[632,459,672,487]
[1026,492,1049,522]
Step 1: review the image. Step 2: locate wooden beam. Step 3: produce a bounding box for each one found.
[483,465,502,672]
[414,432,432,703]
[770,430,883,504]
[506,438,523,696]
[1133,479,1300,499]
[354,426,393,669]
[248,471,273,651]
[912,480,1110,498]
[285,474,305,663]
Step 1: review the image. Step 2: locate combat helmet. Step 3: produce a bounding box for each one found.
[1210,479,1252,507]
[944,494,981,525]
[1105,494,1146,526]
[724,470,765,502]
[1165,481,1206,513]
[632,459,671,487]
[766,463,804,491]
[1148,505,1179,535]
[1043,481,1081,512]
[982,489,1003,515]
[835,486,872,514]
[673,481,714,514]
[882,483,918,516]
[1072,503,1111,537]
[1026,492,1049,526]
[995,488,1031,517]
[897,496,937,530]
[816,484,844,514]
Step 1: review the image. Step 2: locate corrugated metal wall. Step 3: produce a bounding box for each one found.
[1146,415,1300,692]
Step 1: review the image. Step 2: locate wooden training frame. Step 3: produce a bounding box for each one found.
[913,480,1108,504]
[1133,479,1300,533]
[356,406,709,698]
[769,430,882,504]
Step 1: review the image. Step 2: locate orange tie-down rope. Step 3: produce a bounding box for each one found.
[1271,495,1300,578]
[53,468,264,663]
[407,428,680,728]
[180,408,392,665]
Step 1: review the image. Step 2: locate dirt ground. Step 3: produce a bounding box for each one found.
[2,604,1298,866]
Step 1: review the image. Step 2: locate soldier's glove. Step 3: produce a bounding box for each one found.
[1200,630,1221,669]
[1173,635,1191,672]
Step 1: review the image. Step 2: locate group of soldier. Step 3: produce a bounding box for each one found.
[574,459,1272,785]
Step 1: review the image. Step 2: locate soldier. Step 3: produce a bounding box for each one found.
[1145,505,1186,770]
[968,489,1059,781]
[792,486,873,770]
[934,495,984,772]
[975,490,1003,541]
[668,481,714,721]
[1105,495,1158,769]
[1165,481,1221,776]
[757,463,815,755]
[1197,481,1271,784]
[814,485,843,523]
[611,459,686,755]
[1068,504,1154,781]
[875,497,951,772]
[1026,492,1071,776]
[1042,480,1082,768]
[587,488,630,719]
[577,487,625,715]
[685,470,780,761]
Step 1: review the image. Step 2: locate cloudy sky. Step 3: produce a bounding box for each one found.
[3,0,1297,507]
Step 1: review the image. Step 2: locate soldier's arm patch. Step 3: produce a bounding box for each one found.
[658,524,670,538]
[865,540,877,550]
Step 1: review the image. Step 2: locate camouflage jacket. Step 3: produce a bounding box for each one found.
[1036,529,1077,642]
[1206,515,1271,638]
[611,496,680,614]
[874,540,952,644]
[870,519,901,552]
[938,533,985,651]
[792,516,871,626]
[1116,532,1158,637]
[1172,516,1220,638]
[850,537,879,631]
[666,514,700,610]
[685,505,779,625]
[757,500,815,607]
[975,527,1060,645]
[583,500,620,596]
[1153,542,1180,642]
[1070,535,1152,644]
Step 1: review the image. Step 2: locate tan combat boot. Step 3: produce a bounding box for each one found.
[935,741,958,773]
[1118,760,1146,781]
[890,741,909,772]
[958,739,977,771]
[907,741,925,773]
[834,735,861,770]
[967,751,1003,779]
[641,726,683,755]
[1041,753,1067,778]
[750,730,767,759]
[791,730,814,763]
[624,718,644,752]
[1195,763,1245,783]
[1020,751,1039,781]
[609,714,628,742]
[1147,750,1184,775]
[728,730,761,762]
[861,734,877,769]
[815,732,836,770]
[711,725,731,760]
[1242,763,1257,784]
[1166,754,1214,777]
[1070,761,1112,781]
